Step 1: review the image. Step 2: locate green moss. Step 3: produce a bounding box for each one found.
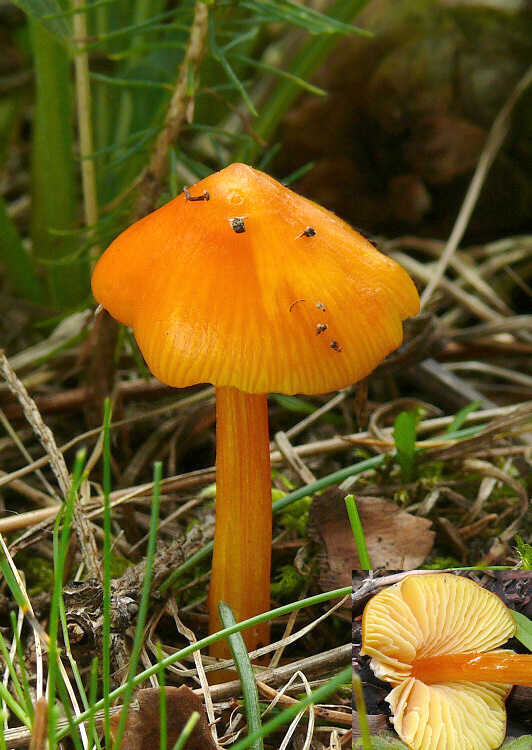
[270,564,306,601]
[273,488,313,536]
[110,552,131,578]
[422,556,462,570]
[14,552,54,597]
[514,536,532,570]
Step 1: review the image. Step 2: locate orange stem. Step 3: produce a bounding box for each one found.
[411,652,532,685]
[209,386,272,665]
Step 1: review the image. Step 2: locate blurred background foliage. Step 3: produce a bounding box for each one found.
[0,0,370,315]
[0,0,530,322]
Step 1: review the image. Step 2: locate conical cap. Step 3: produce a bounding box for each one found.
[92,163,419,394]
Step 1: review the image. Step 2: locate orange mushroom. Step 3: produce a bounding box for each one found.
[361,573,532,750]
[91,163,419,662]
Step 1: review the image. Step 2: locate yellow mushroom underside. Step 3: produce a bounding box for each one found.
[360,575,517,750]
[388,678,510,750]
[361,575,516,684]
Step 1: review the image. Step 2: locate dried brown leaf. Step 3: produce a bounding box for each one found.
[109,686,217,750]
[309,488,435,581]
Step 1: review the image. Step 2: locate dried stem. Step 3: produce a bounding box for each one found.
[420,66,532,309]
[0,351,101,578]
[72,0,99,259]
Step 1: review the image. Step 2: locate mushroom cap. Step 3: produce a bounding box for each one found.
[361,574,516,685]
[387,677,509,750]
[92,163,419,395]
[360,574,516,750]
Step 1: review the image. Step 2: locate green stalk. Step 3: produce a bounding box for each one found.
[29,20,89,307]
[0,629,30,718]
[171,714,200,750]
[0,197,43,302]
[0,709,6,750]
[345,495,371,570]
[218,602,263,750]
[88,659,101,749]
[352,672,373,750]
[230,666,352,750]
[112,461,162,750]
[0,681,30,727]
[157,642,167,750]
[102,399,113,746]
[55,678,85,750]
[10,613,34,721]
[48,452,86,747]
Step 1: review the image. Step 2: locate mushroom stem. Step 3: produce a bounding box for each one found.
[209,386,272,662]
[410,652,532,685]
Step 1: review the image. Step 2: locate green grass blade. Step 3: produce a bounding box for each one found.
[393,411,417,483]
[445,401,482,435]
[102,398,113,746]
[208,10,258,117]
[48,451,86,747]
[9,0,71,38]
[218,602,263,750]
[229,666,352,750]
[29,20,89,307]
[0,680,31,728]
[0,708,7,750]
[0,197,44,302]
[88,659,102,749]
[171,713,200,750]
[234,0,372,164]
[0,543,35,616]
[89,72,173,91]
[345,495,371,570]
[10,613,34,721]
[352,672,373,750]
[0,629,31,719]
[229,53,327,96]
[112,461,162,750]
[157,642,167,750]
[55,677,85,750]
[241,0,368,35]
[513,611,532,651]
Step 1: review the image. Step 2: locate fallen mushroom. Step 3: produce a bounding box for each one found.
[360,573,532,750]
[91,163,419,662]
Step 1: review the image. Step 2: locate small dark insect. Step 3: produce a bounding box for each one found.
[316,301,326,312]
[183,186,210,202]
[289,299,306,312]
[355,226,378,248]
[330,340,342,352]
[316,324,328,335]
[230,217,246,233]
[297,226,316,238]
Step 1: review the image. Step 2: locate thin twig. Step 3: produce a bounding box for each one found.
[0,351,70,496]
[257,680,351,726]
[134,0,211,218]
[0,351,101,578]
[73,0,99,262]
